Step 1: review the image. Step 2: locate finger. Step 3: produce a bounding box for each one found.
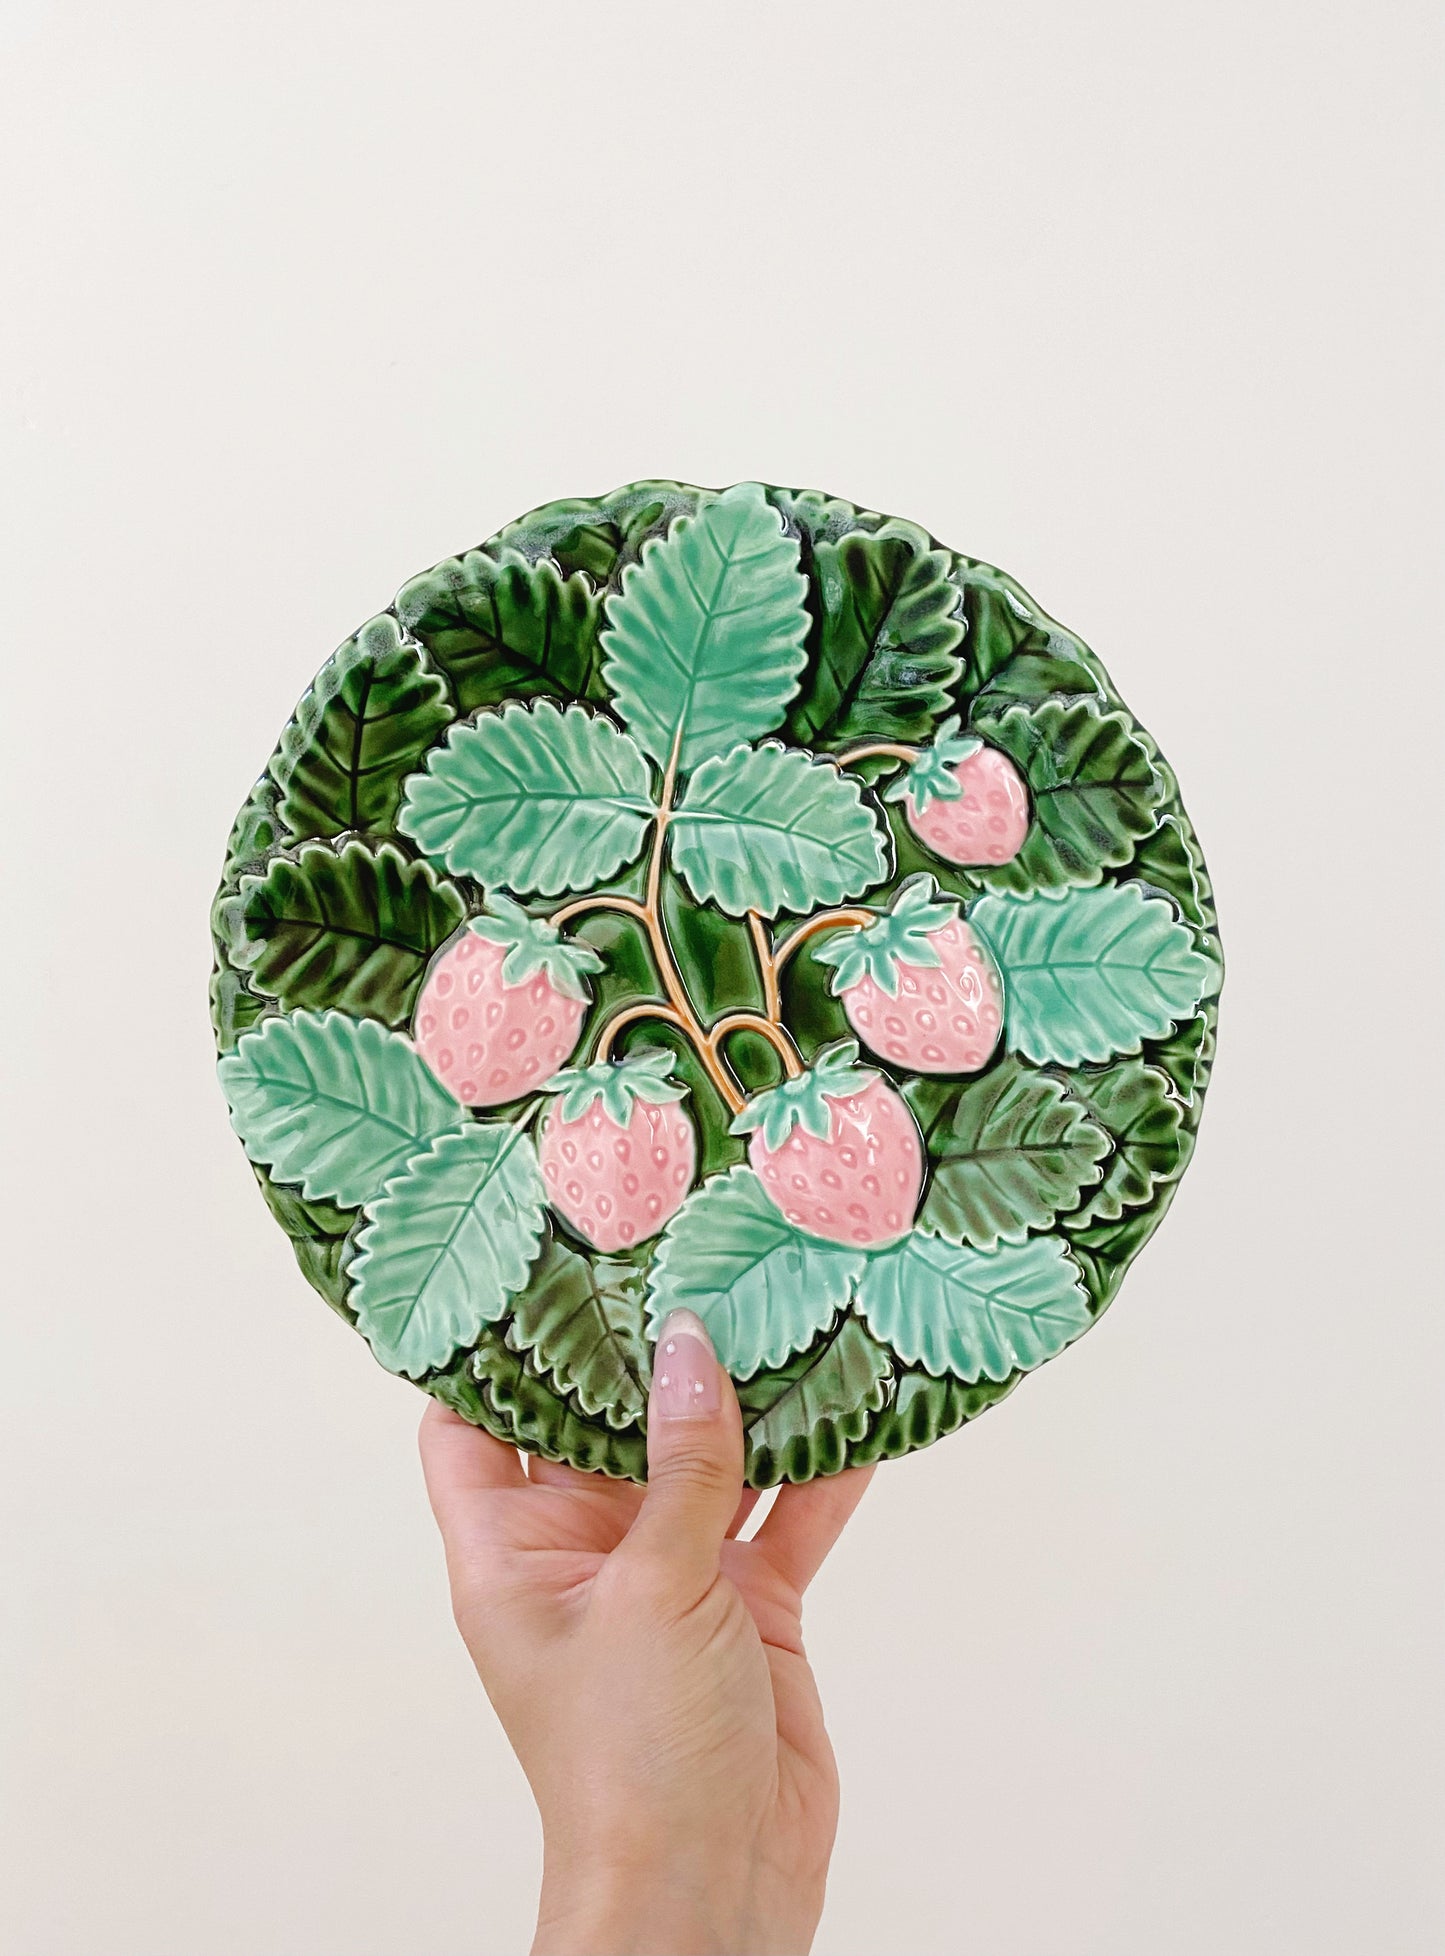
[616,1308,744,1607]
[527,1453,645,1517]
[753,1463,876,1593]
[419,1399,525,1550]
[726,1488,762,1540]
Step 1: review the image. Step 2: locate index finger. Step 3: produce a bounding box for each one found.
[419,1398,526,1553]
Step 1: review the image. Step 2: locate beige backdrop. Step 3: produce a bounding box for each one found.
[2,4,1441,1951]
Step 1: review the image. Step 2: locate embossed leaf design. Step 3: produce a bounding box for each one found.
[1131,814,1207,927]
[856,1231,1090,1381]
[270,614,453,840]
[670,743,890,919]
[468,1327,649,1480]
[507,1237,651,1428]
[970,882,1215,1067]
[1063,1192,1177,1310]
[1062,1059,1192,1227]
[905,1059,1111,1250]
[253,1166,357,1319]
[349,1125,547,1378]
[786,530,963,749]
[601,482,809,770]
[1146,1009,1213,1108]
[736,1315,893,1487]
[968,699,1164,892]
[399,700,654,895]
[647,1167,864,1377]
[970,646,1103,709]
[395,549,606,713]
[849,1365,1019,1465]
[230,840,465,1025]
[220,1011,463,1208]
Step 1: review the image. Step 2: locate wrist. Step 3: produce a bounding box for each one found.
[533,1831,828,1956]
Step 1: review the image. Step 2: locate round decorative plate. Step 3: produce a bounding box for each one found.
[212,480,1223,1485]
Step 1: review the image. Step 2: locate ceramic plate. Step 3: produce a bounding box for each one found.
[212,480,1223,1484]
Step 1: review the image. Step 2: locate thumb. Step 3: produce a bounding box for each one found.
[619,1308,744,1605]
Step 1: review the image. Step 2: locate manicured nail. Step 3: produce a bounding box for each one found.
[652,1309,721,1420]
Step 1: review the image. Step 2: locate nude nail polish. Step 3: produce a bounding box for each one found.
[652,1308,722,1420]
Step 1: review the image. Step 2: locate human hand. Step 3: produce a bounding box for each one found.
[420,1307,874,1956]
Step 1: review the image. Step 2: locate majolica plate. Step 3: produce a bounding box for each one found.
[212,481,1223,1485]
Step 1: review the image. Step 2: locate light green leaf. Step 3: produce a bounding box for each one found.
[905,1059,1111,1249]
[785,529,963,749]
[270,614,453,840]
[398,700,654,895]
[395,549,606,713]
[856,1231,1091,1381]
[507,1237,651,1428]
[970,883,1215,1067]
[736,1316,893,1487]
[968,699,1164,892]
[220,1011,463,1208]
[646,1167,864,1377]
[600,482,808,770]
[1061,1059,1192,1227]
[670,743,890,918]
[350,1124,547,1378]
[227,839,466,1026]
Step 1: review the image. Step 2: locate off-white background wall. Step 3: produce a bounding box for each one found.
[2,4,1441,1952]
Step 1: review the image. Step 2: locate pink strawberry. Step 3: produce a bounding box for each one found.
[412,894,602,1107]
[887,716,1029,866]
[539,1049,697,1251]
[814,875,1004,1074]
[733,1043,923,1249]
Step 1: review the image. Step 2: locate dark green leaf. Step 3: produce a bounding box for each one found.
[270,614,452,840]
[253,1165,357,1319]
[1061,1059,1192,1227]
[1131,816,1207,927]
[906,1060,1111,1249]
[507,1237,651,1428]
[786,529,963,749]
[848,1365,1019,1464]
[736,1315,892,1487]
[229,839,465,1026]
[396,549,606,712]
[1063,1191,1178,1310]
[222,773,285,882]
[471,1326,649,1480]
[969,699,1164,892]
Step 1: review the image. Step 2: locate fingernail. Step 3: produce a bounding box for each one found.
[652,1309,722,1420]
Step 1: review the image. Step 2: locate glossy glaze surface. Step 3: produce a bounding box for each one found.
[213,479,1223,1484]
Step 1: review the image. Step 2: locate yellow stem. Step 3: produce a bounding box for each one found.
[748,911,780,1019]
[594,1001,691,1062]
[548,890,651,929]
[708,1012,804,1080]
[835,739,919,768]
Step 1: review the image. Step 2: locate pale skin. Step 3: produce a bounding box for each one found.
[419,1307,874,1956]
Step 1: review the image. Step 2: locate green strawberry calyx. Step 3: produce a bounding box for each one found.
[730,1039,877,1151]
[883,715,983,811]
[813,875,962,999]
[469,892,605,1002]
[544,1048,688,1126]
